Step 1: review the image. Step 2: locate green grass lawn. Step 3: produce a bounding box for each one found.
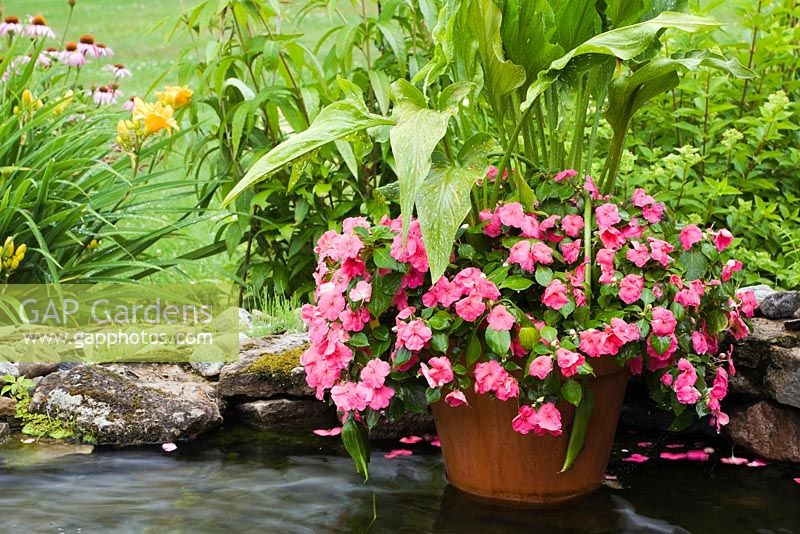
[0,0,201,97]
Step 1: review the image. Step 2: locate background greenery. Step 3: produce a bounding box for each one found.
[0,0,796,299]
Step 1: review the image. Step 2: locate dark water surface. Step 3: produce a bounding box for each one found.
[1,425,798,533]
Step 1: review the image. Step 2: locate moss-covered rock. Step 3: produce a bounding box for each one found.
[218,333,312,399]
[29,365,222,445]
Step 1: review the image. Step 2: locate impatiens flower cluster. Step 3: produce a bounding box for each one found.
[302,170,753,473]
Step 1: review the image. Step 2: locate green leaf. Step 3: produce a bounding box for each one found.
[561,379,583,406]
[534,266,553,287]
[668,408,694,432]
[373,246,403,271]
[561,386,595,471]
[679,249,708,280]
[390,80,457,242]
[368,275,402,318]
[606,53,754,141]
[467,0,526,118]
[485,327,511,355]
[518,327,540,350]
[394,347,412,368]
[416,163,484,282]
[500,275,533,291]
[349,332,370,347]
[426,387,442,404]
[431,332,449,353]
[540,325,558,344]
[549,0,601,52]
[640,288,656,305]
[522,12,723,110]
[466,332,482,366]
[650,335,673,355]
[224,100,392,206]
[500,0,563,90]
[342,415,371,480]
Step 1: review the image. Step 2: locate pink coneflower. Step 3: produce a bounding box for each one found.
[92,84,121,105]
[104,63,131,78]
[78,34,101,57]
[122,96,137,111]
[95,43,114,57]
[60,42,85,67]
[24,15,56,39]
[44,47,60,60]
[0,16,23,36]
[34,52,52,67]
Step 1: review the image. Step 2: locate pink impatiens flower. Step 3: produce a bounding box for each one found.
[713,229,733,252]
[561,240,582,264]
[360,358,391,389]
[679,224,703,250]
[528,355,553,380]
[561,215,584,237]
[474,360,519,401]
[512,403,562,436]
[632,188,655,208]
[542,279,570,310]
[595,203,621,229]
[651,307,677,336]
[487,304,515,331]
[554,169,577,182]
[394,318,432,351]
[722,259,743,281]
[349,280,372,302]
[455,292,486,322]
[498,202,525,228]
[626,241,650,268]
[641,202,665,224]
[444,390,469,407]
[384,449,413,459]
[419,356,454,388]
[623,453,650,463]
[619,274,644,305]
[647,238,674,267]
[556,348,585,377]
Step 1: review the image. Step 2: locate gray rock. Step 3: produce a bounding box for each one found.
[190,361,225,379]
[764,349,800,409]
[759,291,800,319]
[732,319,800,407]
[0,396,16,418]
[0,362,18,378]
[729,401,800,463]
[739,284,776,304]
[239,308,254,334]
[218,333,311,399]
[0,422,8,441]
[371,412,436,440]
[237,398,334,429]
[29,364,222,445]
[17,362,60,378]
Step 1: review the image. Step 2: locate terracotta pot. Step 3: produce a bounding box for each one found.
[431,357,628,506]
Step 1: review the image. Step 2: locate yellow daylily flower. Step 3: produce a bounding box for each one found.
[156,86,193,110]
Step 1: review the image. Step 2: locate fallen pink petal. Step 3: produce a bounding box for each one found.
[660,452,688,461]
[747,459,768,468]
[604,473,618,481]
[399,435,423,444]
[623,453,649,463]
[686,450,710,461]
[721,456,749,465]
[637,441,653,447]
[703,447,715,454]
[384,449,414,460]
[312,427,342,437]
[430,439,442,448]
[161,443,177,452]
[794,478,800,485]
[665,443,684,449]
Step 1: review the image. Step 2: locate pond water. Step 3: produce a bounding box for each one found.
[1,425,798,533]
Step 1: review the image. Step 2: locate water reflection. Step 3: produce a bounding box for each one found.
[0,426,798,533]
